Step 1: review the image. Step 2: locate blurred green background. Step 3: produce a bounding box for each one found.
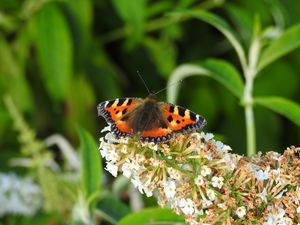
[0,0,300,224]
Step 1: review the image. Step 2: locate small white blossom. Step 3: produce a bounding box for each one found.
[195,208,204,215]
[263,208,286,225]
[99,143,110,158]
[143,185,153,197]
[206,189,216,201]
[275,189,287,199]
[260,188,268,203]
[148,143,158,151]
[195,175,204,186]
[105,162,118,177]
[236,206,246,218]
[135,154,146,163]
[154,161,162,168]
[202,132,214,141]
[222,144,232,152]
[143,179,153,198]
[255,169,269,181]
[297,206,300,214]
[223,153,237,171]
[131,177,144,194]
[179,198,195,215]
[168,168,182,180]
[107,150,120,163]
[215,141,224,151]
[190,132,202,141]
[270,152,281,161]
[204,153,213,160]
[202,199,213,208]
[217,203,227,210]
[211,176,224,189]
[164,180,176,199]
[270,168,281,184]
[104,132,116,142]
[201,166,212,177]
[282,217,293,225]
[121,161,132,178]
[120,145,128,153]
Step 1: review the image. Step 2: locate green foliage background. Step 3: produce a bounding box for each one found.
[0,0,300,224]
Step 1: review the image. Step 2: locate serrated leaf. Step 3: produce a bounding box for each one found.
[95,193,131,224]
[167,59,244,103]
[171,9,247,71]
[33,4,73,102]
[255,96,300,126]
[78,127,102,210]
[117,207,184,225]
[258,23,300,71]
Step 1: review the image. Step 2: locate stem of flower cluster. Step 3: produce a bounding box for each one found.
[243,38,260,156]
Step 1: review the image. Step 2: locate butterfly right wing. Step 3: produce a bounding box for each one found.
[163,103,206,133]
[97,98,141,137]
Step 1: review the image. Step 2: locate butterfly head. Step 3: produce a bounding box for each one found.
[147,93,157,100]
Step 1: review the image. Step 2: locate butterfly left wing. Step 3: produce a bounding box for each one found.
[97,98,140,137]
[163,103,206,133]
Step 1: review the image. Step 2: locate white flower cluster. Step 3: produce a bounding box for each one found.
[99,126,300,224]
[0,173,42,217]
[263,206,293,225]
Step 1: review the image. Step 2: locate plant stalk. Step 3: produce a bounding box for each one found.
[243,35,260,156]
[244,103,256,156]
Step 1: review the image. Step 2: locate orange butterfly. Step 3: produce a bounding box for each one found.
[97,94,206,143]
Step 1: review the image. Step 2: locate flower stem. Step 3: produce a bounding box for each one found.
[243,33,261,156]
[243,67,256,156]
[245,104,256,156]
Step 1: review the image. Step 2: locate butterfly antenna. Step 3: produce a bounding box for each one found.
[154,79,183,95]
[137,70,151,95]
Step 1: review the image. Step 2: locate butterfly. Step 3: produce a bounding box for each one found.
[97,94,206,143]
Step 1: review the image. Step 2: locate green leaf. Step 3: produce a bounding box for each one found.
[66,0,92,68]
[167,59,244,103]
[0,34,33,112]
[258,23,300,71]
[33,3,73,102]
[95,193,131,224]
[172,9,247,71]
[117,207,184,225]
[67,0,92,31]
[143,37,176,76]
[65,76,96,138]
[112,0,146,47]
[78,127,102,210]
[255,96,300,126]
[225,3,255,43]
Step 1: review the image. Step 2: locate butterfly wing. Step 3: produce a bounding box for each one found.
[163,103,206,133]
[138,102,206,142]
[97,98,141,137]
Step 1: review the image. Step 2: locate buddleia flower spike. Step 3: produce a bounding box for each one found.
[99,125,300,224]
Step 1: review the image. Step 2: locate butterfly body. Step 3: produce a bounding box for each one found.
[97,96,206,143]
